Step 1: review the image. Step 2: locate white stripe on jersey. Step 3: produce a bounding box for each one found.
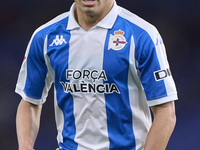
[69,28,110,149]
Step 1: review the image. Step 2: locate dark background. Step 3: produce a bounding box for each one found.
[1,0,200,149]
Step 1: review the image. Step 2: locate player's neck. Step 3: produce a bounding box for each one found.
[74,10,99,31]
[74,3,113,31]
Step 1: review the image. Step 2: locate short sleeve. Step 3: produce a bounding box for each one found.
[135,29,178,107]
[15,30,53,105]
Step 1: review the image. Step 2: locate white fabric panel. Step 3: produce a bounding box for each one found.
[69,28,109,150]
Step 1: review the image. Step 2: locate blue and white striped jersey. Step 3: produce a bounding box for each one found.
[15,1,178,150]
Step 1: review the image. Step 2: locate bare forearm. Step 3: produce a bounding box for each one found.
[144,101,176,150]
[16,99,42,150]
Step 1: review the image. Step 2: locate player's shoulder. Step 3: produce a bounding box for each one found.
[32,11,70,39]
[118,6,158,36]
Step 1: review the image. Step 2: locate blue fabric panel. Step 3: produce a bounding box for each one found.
[103,16,136,150]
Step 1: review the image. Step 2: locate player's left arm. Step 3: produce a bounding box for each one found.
[144,101,176,150]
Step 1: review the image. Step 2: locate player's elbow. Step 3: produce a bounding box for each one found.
[169,109,176,129]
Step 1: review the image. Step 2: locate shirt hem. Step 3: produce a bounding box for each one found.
[15,86,46,105]
[147,93,178,107]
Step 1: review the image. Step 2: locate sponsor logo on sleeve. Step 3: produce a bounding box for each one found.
[23,56,26,62]
[154,68,171,81]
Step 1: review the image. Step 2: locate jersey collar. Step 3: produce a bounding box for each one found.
[67,0,119,30]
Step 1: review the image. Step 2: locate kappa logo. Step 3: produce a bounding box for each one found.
[50,35,67,46]
[108,30,127,51]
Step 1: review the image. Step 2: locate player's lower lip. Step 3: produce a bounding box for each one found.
[81,0,96,6]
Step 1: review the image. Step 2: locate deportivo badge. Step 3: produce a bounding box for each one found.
[108,30,127,50]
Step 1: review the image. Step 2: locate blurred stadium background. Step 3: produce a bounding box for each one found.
[0,0,200,149]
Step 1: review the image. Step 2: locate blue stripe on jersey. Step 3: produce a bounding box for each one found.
[133,26,167,100]
[46,17,78,150]
[103,16,136,150]
[25,29,48,99]
[113,14,167,101]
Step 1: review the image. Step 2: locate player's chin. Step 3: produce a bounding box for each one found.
[85,10,96,16]
[83,8,97,16]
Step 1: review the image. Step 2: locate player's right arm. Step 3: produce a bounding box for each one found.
[16,99,42,150]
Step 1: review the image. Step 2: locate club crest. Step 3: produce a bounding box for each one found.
[108,30,127,51]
